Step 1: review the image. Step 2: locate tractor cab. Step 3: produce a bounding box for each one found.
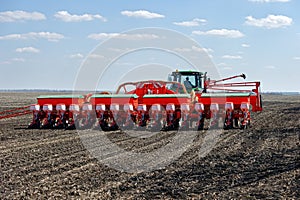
[168,70,206,92]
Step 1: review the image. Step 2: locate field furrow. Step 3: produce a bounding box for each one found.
[0,93,299,199]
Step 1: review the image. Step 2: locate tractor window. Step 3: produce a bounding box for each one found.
[170,74,178,82]
[182,75,196,89]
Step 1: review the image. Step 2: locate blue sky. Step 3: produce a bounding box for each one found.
[0,0,299,92]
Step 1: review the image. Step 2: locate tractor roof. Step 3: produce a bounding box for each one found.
[172,70,204,75]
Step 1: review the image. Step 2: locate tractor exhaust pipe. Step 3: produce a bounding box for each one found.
[241,73,246,79]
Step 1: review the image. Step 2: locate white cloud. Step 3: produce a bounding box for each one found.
[70,53,84,59]
[87,33,159,40]
[245,15,292,29]
[249,0,290,2]
[12,58,25,62]
[242,44,250,48]
[173,48,191,52]
[222,55,243,59]
[0,32,64,42]
[88,33,119,40]
[0,10,46,22]
[193,29,244,38]
[16,47,40,53]
[88,54,105,59]
[121,10,165,19]
[1,57,25,65]
[54,11,106,22]
[265,65,276,69]
[173,46,213,58]
[108,48,131,52]
[114,62,134,66]
[293,57,300,60]
[192,46,214,53]
[191,46,214,58]
[217,63,228,67]
[173,18,207,27]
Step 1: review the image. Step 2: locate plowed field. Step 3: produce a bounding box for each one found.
[1,93,299,199]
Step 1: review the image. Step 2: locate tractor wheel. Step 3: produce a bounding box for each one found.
[197,121,204,131]
[41,118,51,129]
[65,124,76,130]
[109,123,119,131]
[100,122,110,132]
[234,118,239,128]
[224,118,233,130]
[28,122,40,129]
[240,122,248,130]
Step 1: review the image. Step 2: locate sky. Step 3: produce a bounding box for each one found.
[0,0,300,92]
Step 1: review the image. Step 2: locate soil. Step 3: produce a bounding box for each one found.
[0,93,299,199]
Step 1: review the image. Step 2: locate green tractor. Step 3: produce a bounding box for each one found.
[168,70,207,93]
